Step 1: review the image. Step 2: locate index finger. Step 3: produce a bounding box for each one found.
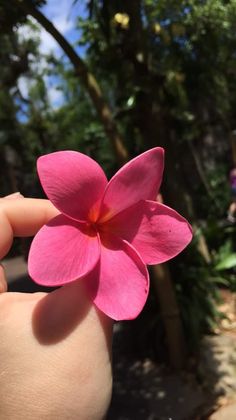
[0,198,59,259]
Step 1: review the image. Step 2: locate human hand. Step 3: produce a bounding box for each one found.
[0,195,113,420]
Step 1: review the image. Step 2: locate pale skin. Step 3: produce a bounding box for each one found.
[0,194,113,420]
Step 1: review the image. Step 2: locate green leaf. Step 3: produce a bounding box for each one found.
[215,254,236,270]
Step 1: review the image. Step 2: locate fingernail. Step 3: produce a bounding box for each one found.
[4,192,24,200]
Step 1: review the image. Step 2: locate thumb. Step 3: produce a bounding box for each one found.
[32,278,113,349]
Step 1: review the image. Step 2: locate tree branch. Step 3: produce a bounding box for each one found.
[19,0,128,165]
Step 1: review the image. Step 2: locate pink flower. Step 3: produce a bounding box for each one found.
[28,148,192,320]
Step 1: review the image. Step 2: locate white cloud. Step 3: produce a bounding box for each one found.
[53,15,73,34]
[18,76,33,98]
[39,28,59,55]
[47,85,64,108]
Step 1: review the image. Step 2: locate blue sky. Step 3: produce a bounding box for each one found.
[40,0,87,56]
[18,0,88,109]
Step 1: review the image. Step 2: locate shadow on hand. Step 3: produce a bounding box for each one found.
[32,279,90,345]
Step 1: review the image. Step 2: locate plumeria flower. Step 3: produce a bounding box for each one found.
[28,148,192,320]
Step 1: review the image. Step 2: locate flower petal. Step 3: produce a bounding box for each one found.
[98,147,164,221]
[102,200,192,264]
[37,151,108,222]
[28,214,100,286]
[86,233,149,320]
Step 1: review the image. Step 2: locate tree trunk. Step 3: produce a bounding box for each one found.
[152,264,186,369]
